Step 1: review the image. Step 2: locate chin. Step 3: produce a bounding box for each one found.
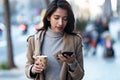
[56,30,63,32]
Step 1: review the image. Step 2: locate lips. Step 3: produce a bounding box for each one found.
[56,27,63,31]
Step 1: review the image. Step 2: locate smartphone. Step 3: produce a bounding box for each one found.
[62,52,73,57]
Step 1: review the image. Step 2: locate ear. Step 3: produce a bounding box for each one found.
[47,17,50,21]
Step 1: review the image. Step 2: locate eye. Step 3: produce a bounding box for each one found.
[54,17,59,20]
[54,16,60,20]
[63,17,67,21]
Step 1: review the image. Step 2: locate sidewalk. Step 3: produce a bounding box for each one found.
[83,55,120,80]
[0,68,28,80]
[83,41,120,80]
[0,52,29,80]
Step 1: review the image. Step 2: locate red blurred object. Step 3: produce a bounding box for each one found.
[19,24,27,31]
[91,40,97,48]
[19,24,28,34]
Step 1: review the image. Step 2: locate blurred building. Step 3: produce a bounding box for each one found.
[117,0,120,19]
[0,0,120,25]
[102,0,112,20]
[0,0,48,25]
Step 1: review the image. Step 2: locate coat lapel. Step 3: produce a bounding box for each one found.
[34,30,46,80]
[61,33,75,53]
[34,30,46,56]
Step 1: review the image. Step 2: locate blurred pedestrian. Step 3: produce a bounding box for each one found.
[25,0,84,80]
[101,18,115,57]
[91,17,103,55]
[102,18,109,32]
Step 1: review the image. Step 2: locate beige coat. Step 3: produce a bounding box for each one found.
[25,30,84,80]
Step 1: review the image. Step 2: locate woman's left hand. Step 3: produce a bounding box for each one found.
[57,53,76,64]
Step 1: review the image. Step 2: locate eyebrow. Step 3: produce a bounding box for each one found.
[53,15,67,18]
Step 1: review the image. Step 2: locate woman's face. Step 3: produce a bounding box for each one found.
[48,8,68,32]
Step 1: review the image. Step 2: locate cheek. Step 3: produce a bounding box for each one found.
[64,22,67,27]
[50,20,57,27]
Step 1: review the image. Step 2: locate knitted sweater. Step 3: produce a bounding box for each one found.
[42,28,64,80]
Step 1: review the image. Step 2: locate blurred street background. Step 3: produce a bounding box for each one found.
[0,0,120,80]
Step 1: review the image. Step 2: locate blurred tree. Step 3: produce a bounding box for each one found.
[117,0,120,19]
[3,0,16,69]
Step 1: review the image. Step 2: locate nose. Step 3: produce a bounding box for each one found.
[58,19,63,26]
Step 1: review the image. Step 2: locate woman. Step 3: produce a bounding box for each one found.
[25,0,84,80]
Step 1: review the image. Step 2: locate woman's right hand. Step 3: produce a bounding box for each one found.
[31,61,44,74]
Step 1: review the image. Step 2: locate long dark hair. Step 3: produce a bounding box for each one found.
[42,0,75,34]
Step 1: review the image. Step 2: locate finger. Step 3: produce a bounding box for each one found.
[71,54,76,57]
[63,54,69,58]
[35,65,43,70]
[34,67,43,73]
[35,68,44,73]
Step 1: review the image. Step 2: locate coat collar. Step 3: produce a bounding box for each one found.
[34,30,75,57]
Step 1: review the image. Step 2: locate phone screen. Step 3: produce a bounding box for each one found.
[62,52,73,56]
